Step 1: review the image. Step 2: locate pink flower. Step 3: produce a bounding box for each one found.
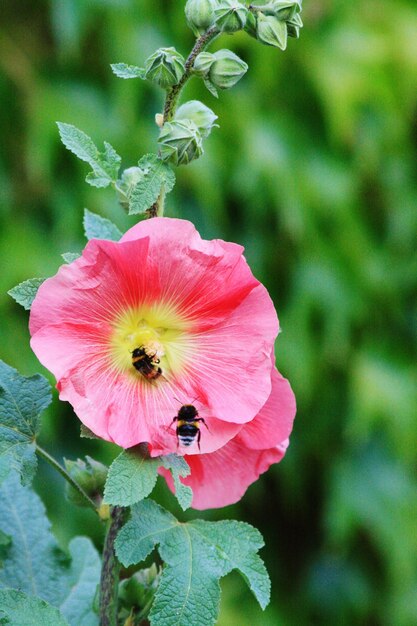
[29,217,295,506]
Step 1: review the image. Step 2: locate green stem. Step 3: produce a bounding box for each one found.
[162,25,220,123]
[99,506,126,626]
[35,444,97,511]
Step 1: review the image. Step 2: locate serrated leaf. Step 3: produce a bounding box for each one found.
[0,473,100,625]
[111,63,145,79]
[57,122,121,188]
[83,208,122,241]
[129,154,176,215]
[115,500,271,626]
[0,589,69,626]
[62,252,81,263]
[59,537,100,626]
[0,472,70,603]
[160,455,192,511]
[0,361,51,485]
[8,277,46,310]
[104,448,160,507]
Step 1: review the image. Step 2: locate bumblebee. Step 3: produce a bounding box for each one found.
[131,346,162,381]
[171,405,208,450]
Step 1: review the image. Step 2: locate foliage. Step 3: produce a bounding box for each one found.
[1,0,416,624]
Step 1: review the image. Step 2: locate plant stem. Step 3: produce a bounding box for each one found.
[162,25,219,123]
[99,506,126,626]
[35,444,97,511]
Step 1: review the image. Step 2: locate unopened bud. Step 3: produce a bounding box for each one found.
[214,0,248,33]
[244,10,258,38]
[155,113,164,127]
[265,0,301,21]
[144,47,185,89]
[64,456,108,508]
[158,119,203,165]
[287,10,303,38]
[185,0,217,36]
[119,565,161,612]
[193,51,216,77]
[256,13,288,50]
[208,49,248,90]
[175,100,218,138]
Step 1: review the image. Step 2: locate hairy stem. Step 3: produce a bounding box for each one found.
[99,506,126,626]
[162,25,219,123]
[35,444,97,511]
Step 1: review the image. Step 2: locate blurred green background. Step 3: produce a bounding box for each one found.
[1,1,417,624]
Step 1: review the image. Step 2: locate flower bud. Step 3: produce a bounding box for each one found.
[287,10,303,38]
[119,564,161,612]
[158,119,203,165]
[208,49,248,90]
[64,456,108,508]
[214,0,248,33]
[244,10,258,38]
[193,51,216,76]
[262,0,301,21]
[256,13,288,50]
[185,0,217,36]
[175,100,218,138]
[144,47,185,89]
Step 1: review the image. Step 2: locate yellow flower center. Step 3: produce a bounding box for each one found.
[109,302,195,381]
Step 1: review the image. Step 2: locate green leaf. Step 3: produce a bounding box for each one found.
[0,361,51,485]
[129,153,176,215]
[61,252,81,263]
[111,63,145,79]
[57,122,121,188]
[0,530,11,564]
[83,208,122,241]
[115,500,271,626]
[104,450,193,510]
[59,537,100,626]
[103,448,160,507]
[160,454,193,511]
[0,473,100,625]
[80,424,99,439]
[0,589,69,626]
[8,277,46,310]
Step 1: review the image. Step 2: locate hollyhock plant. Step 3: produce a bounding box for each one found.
[29,218,295,488]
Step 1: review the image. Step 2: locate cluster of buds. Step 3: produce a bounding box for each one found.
[246,1,303,49]
[194,49,248,95]
[158,100,218,166]
[64,456,108,508]
[118,564,162,623]
[144,47,185,89]
[186,0,249,35]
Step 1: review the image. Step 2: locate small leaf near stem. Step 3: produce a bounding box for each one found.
[99,506,126,626]
[35,444,97,512]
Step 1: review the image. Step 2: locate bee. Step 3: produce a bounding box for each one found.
[131,346,162,381]
[171,404,208,451]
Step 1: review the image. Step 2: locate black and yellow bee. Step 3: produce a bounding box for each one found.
[131,346,162,381]
[171,405,208,450]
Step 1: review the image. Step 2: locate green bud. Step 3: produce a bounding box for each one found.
[261,0,301,20]
[175,100,218,138]
[208,49,248,90]
[287,10,303,38]
[244,10,258,38]
[193,51,216,76]
[214,0,248,33]
[64,456,108,508]
[256,13,288,50]
[119,564,161,611]
[158,119,203,165]
[144,47,185,89]
[185,0,217,36]
[116,166,144,210]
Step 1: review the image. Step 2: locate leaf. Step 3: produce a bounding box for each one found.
[57,122,121,188]
[0,361,51,485]
[160,454,193,511]
[0,589,69,626]
[129,153,176,215]
[83,208,122,241]
[0,530,11,564]
[59,537,101,626]
[0,473,100,625]
[111,63,145,79]
[104,450,193,510]
[80,424,99,439]
[115,499,271,626]
[103,448,160,507]
[61,252,81,263]
[8,277,46,310]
